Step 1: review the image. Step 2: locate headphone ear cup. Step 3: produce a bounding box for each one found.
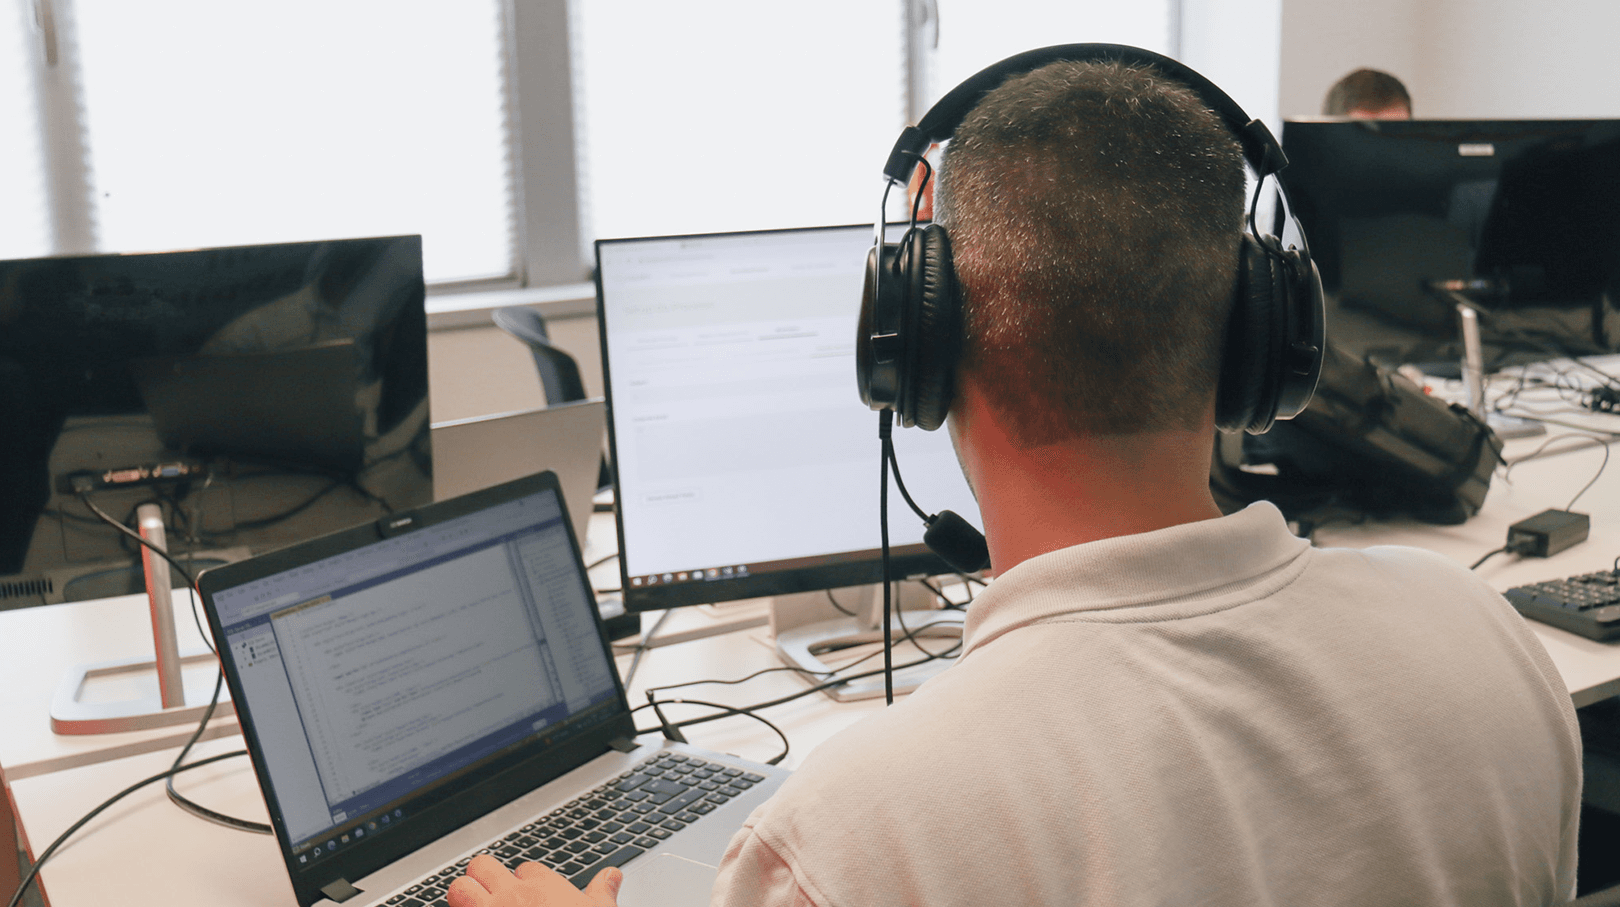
[1217,234,1283,433]
[904,224,962,432]
[1270,244,1326,422]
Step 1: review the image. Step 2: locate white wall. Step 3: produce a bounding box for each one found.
[1278,0,1421,118]
[1182,0,1284,131]
[1280,0,1620,119]
[1415,0,1620,118]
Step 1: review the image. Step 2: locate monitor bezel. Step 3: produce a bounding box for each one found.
[593,223,966,613]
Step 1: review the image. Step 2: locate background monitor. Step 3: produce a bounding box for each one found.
[0,235,432,605]
[1279,118,1620,367]
[595,224,983,613]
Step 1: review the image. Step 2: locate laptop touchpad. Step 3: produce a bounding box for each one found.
[619,854,718,907]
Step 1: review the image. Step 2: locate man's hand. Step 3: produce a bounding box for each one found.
[446,854,622,907]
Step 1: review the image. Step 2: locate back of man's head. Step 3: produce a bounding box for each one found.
[935,60,1245,445]
[1322,68,1412,119]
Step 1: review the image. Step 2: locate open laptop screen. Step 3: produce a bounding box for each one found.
[205,477,621,866]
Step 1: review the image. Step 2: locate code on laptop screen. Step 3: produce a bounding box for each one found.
[211,489,619,854]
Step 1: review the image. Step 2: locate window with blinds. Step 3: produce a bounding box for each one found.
[1,1,1176,288]
[7,0,515,285]
[0,1,50,260]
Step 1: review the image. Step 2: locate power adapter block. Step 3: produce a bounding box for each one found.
[1506,509,1589,558]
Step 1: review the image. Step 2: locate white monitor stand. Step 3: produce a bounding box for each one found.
[773,581,964,702]
[50,503,236,735]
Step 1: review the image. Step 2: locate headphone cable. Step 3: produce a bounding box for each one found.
[879,411,896,705]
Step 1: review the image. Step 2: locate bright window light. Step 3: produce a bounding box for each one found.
[572,0,906,243]
[0,1,49,261]
[74,0,514,283]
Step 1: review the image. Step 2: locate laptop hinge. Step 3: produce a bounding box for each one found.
[320,879,364,903]
[608,736,637,753]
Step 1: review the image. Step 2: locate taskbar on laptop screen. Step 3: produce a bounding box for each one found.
[620,542,955,612]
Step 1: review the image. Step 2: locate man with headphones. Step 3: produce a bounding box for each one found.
[449,48,1579,907]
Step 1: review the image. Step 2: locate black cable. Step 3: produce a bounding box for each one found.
[878,412,896,706]
[1566,442,1611,511]
[164,669,272,835]
[586,552,619,571]
[76,494,212,652]
[646,662,841,697]
[909,155,933,224]
[640,600,962,702]
[179,473,220,651]
[915,577,963,610]
[1471,546,1511,571]
[647,690,688,744]
[1499,433,1612,510]
[887,581,957,660]
[633,698,792,766]
[7,749,251,907]
[213,478,348,535]
[1444,291,1620,392]
[76,493,196,587]
[631,639,963,736]
[622,610,674,689]
[75,493,274,834]
[882,435,931,524]
[824,588,858,617]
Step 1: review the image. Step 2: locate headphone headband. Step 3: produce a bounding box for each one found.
[881,43,1287,186]
[859,43,1324,436]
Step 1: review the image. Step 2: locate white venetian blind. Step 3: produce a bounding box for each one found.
[0,1,50,261]
[930,1,1174,107]
[572,0,907,243]
[71,0,515,283]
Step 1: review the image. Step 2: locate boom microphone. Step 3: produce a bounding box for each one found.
[922,509,990,574]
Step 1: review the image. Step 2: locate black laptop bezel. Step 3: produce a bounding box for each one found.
[197,470,637,907]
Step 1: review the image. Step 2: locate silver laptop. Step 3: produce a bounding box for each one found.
[431,398,606,544]
[198,471,788,907]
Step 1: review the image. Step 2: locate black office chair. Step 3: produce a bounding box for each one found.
[492,306,588,405]
[491,306,614,491]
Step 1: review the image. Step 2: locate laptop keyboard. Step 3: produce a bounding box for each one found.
[385,751,766,906]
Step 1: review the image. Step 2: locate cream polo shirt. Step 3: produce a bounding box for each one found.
[710,502,1581,907]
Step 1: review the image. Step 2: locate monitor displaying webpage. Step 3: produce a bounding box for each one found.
[597,225,982,600]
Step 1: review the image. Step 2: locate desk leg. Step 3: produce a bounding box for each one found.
[1,779,20,898]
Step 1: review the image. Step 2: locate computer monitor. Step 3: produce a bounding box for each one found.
[595,225,983,615]
[1279,118,1620,366]
[0,235,432,606]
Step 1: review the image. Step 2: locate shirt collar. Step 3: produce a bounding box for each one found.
[961,502,1310,656]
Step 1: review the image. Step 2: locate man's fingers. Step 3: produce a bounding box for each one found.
[512,861,569,884]
[450,854,619,906]
[465,853,519,891]
[582,866,624,905]
[446,873,492,907]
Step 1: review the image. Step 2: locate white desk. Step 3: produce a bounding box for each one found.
[9,436,1620,906]
[1316,432,1620,706]
[4,618,876,907]
[0,589,240,899]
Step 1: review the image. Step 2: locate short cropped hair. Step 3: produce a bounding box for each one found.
[1322,68,1412,117]
[935,60,1246,444]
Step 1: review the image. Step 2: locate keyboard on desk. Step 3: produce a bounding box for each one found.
[1505,570,1620,641]
[386,751,766,906]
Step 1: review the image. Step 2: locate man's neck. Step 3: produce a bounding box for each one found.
[949,387,1224,576]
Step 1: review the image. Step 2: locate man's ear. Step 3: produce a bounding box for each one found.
[905,142,940,220]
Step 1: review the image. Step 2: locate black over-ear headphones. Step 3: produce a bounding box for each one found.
[856,43,1325,435]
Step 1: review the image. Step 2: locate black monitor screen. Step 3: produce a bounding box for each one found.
[0,235,431,600]
[595,225,982,612]
[1279,118,1620,364]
